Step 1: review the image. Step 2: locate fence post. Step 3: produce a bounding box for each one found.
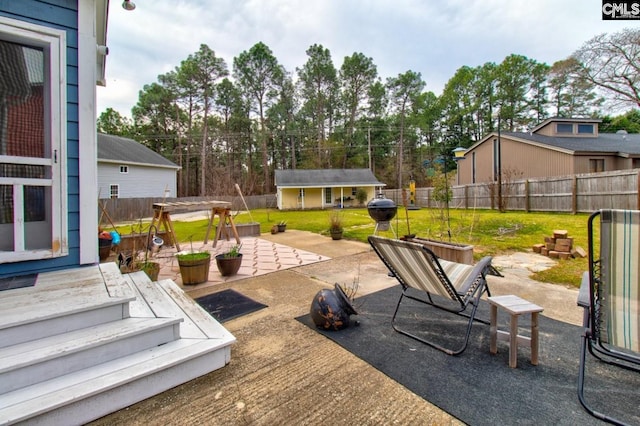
[637,170,640,210]
[572,175,578,214]
[524,180,530,212]
[464,185,469,209]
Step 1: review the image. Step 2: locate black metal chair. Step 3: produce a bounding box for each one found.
[577,209,640,425]
[368,235,493,355]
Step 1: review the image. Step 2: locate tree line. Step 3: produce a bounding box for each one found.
[97,28,640,197]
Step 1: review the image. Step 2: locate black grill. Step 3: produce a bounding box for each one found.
[367,194,397,222]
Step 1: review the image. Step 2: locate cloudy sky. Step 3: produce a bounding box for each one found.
[97,0,632,118]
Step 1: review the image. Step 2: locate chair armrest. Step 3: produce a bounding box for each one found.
[457,256,493,296]
[476,256,494,276]
[577,271,590,308]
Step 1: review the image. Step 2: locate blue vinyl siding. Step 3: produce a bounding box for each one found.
[0,1,77,28]
[0,0,82,278]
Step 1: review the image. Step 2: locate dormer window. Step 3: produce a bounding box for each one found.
[532,117,600,137]
[578,124,594,134]
[556,123,573,133]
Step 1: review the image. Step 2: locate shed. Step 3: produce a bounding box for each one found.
[98,133,180,199]
[274,169,385,209]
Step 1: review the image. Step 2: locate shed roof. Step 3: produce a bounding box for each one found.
[530,116,601,133]
[98,133,180,169]
[275,169,385,188]
[468,130,640,157]
[505,131,640,156]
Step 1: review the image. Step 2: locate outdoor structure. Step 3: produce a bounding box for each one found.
[98,133,180,199]
[0,2,234,423]
[274,168,385,210]
[456,117,640,185]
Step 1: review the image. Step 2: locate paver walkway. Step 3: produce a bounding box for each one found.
[124,237,331,295]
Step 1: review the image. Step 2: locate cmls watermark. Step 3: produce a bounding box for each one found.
[602,1,640,19]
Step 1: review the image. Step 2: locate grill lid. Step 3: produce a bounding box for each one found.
[367,194,397,222]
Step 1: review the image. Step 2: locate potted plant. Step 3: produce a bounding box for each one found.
[176,250,211,284]
[277,221,287,232]
[98,229,113,261]
[138,260,161,281]
[215,244,243,277]
[116,225,162,281]
[174,238,210,284]
[355,188,368,206]
[329,211,343,240]
[117,252,162,281]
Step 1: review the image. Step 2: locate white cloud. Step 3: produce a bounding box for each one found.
[97,0,633,118]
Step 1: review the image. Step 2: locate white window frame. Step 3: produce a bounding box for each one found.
[324,187,332,204]
[119,165,128,173]
[109,184,119,199]
[0,17,67,263]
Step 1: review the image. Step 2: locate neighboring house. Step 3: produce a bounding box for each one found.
[457,117,640,185]
[275,168,385,210]
[98,133,180,199]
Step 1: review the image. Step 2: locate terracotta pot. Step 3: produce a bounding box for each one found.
[215,253,243,277]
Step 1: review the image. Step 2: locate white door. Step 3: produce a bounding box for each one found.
[0,18,67,263]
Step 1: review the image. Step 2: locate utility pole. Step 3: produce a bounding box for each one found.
[368,127,371,170]
[497,115,503,212]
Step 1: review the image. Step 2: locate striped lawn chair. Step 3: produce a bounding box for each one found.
[578,209,640,425]
[368,235,493,356]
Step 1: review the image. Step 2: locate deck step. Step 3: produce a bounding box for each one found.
[0,265,235,425]
[0,317,182,394]
[125,272,235,341]
[0,296,133,348]
[0,338,232,426]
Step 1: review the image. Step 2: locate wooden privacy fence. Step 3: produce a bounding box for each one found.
[99,195,277,223]
[101,169,640,222]
[383,169,640,214]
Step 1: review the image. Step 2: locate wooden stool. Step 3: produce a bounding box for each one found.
[488,295,544,368]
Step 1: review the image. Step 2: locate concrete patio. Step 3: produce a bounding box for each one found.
[89,229,583,425]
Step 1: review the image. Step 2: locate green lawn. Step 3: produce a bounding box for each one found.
[115,207,593,288]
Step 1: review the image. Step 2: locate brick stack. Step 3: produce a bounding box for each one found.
[532,230,586,260]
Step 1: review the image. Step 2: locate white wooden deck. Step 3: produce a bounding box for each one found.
[0,263,235,426]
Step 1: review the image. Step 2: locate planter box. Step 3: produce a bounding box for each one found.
[118,231,170,251]
[216,222,260,237]
[408,237,474,265]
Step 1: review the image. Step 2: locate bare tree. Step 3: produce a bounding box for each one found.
[572,28,640,109]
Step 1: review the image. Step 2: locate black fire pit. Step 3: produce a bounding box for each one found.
[367,194,397,231]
